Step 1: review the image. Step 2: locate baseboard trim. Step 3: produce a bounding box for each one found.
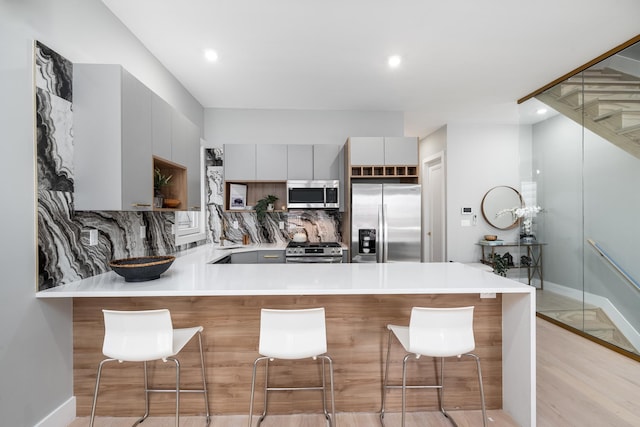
[34,396,75,427]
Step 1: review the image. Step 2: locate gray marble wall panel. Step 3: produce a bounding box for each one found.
[35,41,176,290]
[204,149,342,245]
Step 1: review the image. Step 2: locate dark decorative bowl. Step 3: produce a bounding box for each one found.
[109,256,175,282]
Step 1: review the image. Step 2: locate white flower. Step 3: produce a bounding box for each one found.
[496,205,542,236]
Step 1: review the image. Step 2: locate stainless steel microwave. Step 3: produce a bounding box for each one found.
[287,180,340,209]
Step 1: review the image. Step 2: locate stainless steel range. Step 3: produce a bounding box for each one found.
[285,242,343,263]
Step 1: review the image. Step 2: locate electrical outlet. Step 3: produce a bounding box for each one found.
[140,225,146,239]
[171,224,175,234]
[480,293,496,299]
[232,220,239,229]
[89,229,98,246]
[279,221,285,230]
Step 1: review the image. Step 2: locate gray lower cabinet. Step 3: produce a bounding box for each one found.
[74,64,153,210]
[230,251,258,264]
[257,250,285,263]
[230,250,285,264]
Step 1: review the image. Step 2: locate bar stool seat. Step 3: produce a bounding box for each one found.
[90,309,210,427]
[248,307,336,427]
[380,306,487,427]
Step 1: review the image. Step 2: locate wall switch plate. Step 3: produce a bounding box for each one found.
[81,229,98,246]
[279,221,285,230]
[140,225,146,239]
[480,292,496,299]
[461,219,471,227]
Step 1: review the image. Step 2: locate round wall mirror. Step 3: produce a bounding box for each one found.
[481,186,524,230]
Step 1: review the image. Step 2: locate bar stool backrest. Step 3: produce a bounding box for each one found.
[102,309,174,362]
[259,308,327,359]
[409,306,476,357]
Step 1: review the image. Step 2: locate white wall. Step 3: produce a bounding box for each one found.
[203,108,404,147]
[445,124,521,262]
[0,1,203,425]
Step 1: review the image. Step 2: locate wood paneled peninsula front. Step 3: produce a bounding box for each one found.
[37,245,536,427]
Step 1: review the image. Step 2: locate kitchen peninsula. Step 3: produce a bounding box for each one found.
[37,245,535,427]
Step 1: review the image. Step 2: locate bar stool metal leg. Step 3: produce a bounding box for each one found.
[380,329,393,425]
[132,361,151,427]
[90,358,117,427]
[196,331,211,426]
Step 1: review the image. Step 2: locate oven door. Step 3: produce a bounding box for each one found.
[285,256,343,264]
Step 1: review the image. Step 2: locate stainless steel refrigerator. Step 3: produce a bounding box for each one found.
[351,183,421,263]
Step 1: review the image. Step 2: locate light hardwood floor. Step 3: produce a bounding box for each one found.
[70,318,640,427]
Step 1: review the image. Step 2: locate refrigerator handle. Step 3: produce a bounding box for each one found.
[383,204,388,263]
[377,205,383,263]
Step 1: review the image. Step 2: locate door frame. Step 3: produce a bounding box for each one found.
[422,151,446,262]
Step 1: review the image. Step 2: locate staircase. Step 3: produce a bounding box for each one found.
[536,67,640,159]
[540,306,637,353]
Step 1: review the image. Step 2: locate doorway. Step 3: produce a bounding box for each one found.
[422,152,446,262]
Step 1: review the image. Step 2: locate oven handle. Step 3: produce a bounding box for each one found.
[285,256,343,264]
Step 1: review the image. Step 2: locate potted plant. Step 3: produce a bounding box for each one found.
[254,194,278,223]
[153,168,172,208]
[489,252,509,277]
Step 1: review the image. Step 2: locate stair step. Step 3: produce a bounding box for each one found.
[594,110,640,132]
[582,98,640,117]
[618,123,640,140]
[557,88,640,108]
[552,81,640,97]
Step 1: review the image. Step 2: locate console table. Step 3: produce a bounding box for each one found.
[478,241,545,289]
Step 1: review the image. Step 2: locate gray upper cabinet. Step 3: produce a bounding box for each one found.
[384,137,418,165]
[74,64,153,211]
[171,111,202,209]
[151,96,172,160]
[287,145,314,180]
[313,144,343,180]
[350,136,417,166]
[349,137,385,165]
[256,144,288,180]
[224,144,256,181]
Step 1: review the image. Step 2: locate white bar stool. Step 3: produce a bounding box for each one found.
[380,306,487,427]
[248,307,336,427]
[90,309,211,427]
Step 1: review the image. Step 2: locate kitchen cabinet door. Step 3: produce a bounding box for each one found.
[313,144,342,180]
[151,95,172,160]
[349,137,384,165]
[287,145,313,180]
[231,251,258,264]
[257,250,285,264]
[172,111,202,210]
[384,137,418,165]
[74,64,153,210]
[256,144,288,180]
[224,144,256,181]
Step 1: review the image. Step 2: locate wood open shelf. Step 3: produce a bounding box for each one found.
[224,181,287,212]
[351,165,418,178]
[153,156,187,210]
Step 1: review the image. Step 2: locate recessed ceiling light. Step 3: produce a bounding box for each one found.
[536,108,548,115]
[388,55,401,68]
[204,49,218,62]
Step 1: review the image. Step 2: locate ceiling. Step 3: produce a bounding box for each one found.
[101,0,640,137]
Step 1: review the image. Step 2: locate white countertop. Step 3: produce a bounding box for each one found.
[36,244,533,298]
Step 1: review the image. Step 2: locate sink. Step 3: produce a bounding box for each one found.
[216,245,244,250]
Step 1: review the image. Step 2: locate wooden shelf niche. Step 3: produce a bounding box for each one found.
[350,165,419,183]
[224,181,287,212]
[153,156,187,210]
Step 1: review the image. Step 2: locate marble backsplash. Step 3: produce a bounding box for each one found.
[204,148,342,246]
[35,41,175,290]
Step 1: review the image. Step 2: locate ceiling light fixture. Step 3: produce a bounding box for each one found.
[204,49,218,62]
[388,55,401,68]
[536,108,548,115]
